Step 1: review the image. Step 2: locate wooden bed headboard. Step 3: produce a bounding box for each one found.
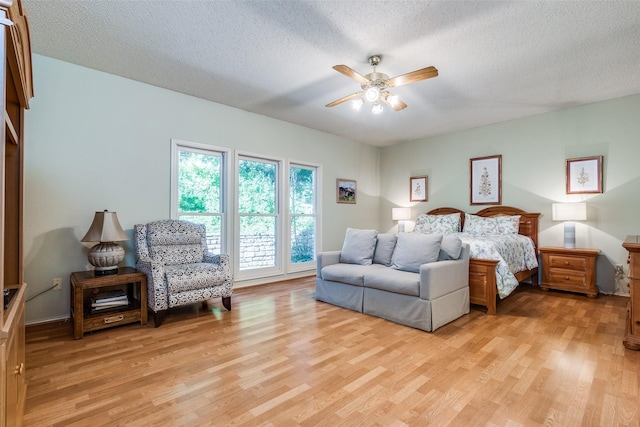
[426,206,541,249]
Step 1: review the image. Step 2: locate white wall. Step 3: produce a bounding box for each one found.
[23,55,381,324]
[380,94,640,295]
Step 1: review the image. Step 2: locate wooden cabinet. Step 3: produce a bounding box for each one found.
[0,0,33,425]
[622,236,640,351]
[539,247,600,297]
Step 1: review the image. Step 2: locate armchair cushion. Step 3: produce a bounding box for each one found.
[164,262,230,293]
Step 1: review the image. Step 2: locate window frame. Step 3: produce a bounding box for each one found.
[170,139,231,255]
[286,160,321,273]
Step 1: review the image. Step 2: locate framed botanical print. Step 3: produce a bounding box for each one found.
[336,178,357,204]
[410,176,428,202]
[566,156,603,194]
[470,155,502,205]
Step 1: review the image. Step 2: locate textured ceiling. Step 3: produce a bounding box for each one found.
[23,1,640,147]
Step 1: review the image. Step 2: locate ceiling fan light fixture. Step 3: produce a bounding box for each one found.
[352,98,364,111]
[372,102,384,115]
[365,86,380,103]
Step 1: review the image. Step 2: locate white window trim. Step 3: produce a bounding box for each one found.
[234,151,285,282]
[286,159,322,274]
[170,139,232,256]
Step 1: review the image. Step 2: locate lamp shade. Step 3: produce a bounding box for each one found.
[81,210,129,243]
[552,203,587,221]
[392,207,411,221]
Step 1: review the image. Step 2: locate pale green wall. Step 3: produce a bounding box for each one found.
[380,94,640,295]
[23,55,380,324]
[23,54,640,324]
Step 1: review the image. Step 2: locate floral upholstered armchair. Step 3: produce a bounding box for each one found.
[134,219,233,327]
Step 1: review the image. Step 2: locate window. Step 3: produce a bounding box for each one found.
[236,155,281,277]
[288,163,319,271]
[171,140,228,254]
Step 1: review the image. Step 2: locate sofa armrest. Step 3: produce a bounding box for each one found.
[419,243,470,300]
[316,251,341,277]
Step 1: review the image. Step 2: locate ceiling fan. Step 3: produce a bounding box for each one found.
[326,55,438,114]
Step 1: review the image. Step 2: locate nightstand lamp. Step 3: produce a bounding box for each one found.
[81,210,129,275]
[552,202,587,249]
[392,207,411,233]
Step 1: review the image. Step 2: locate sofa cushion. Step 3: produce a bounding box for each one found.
[339,228,378,265]
[373,233,397,266]
[321,263,384,286]
[439,235,463,260]
[391,233,443,273]
[363,268,420,296]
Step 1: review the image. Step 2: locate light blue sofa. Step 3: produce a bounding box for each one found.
[316,229,470,332]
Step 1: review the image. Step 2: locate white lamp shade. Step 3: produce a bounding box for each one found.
[392,207,411,221]
[81,210,129,242]
[552,203,587,221]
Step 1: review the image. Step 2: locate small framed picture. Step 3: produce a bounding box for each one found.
[566,156,603,194]
[410,176,428,202]
[336,178,357,204]
[470,155,502,205]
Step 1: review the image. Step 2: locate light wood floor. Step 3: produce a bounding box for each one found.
[25,277,639,426]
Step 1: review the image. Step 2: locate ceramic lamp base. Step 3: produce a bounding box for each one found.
[87,242,124,274]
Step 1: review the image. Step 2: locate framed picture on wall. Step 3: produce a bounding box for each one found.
[470,155,502,205]
[410,176,428,202]
[566,156,603,194]
[336,178,357,204]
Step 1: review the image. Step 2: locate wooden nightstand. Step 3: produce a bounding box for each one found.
[539,247,600,298]
[70,267,147,339]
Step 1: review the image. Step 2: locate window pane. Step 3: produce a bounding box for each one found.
[178,214,221,255]
[239,215,276,270]
[178,151,221,213]
[238,159,276,214]
[290,167,315,215]
[291,216,315,263]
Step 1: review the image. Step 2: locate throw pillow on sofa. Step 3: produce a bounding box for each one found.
[391,233,443,273]
[339,228,378,265]
[439,234,463,260]
[373,233,398,266]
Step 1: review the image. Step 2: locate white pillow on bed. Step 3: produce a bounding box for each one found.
[463,213,520,236]
[339,228,378,265]
[413,213,461,235]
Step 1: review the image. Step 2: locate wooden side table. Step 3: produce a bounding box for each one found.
[622,236,640,350]
[70,267,147,339]
[539,247,600,298]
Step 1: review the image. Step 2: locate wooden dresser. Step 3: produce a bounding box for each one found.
[0,0,33,425]
[623,236,640,351]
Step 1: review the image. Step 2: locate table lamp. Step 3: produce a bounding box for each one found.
[552,203,587,249]
[81,210,129,275]
[392,207,411,233]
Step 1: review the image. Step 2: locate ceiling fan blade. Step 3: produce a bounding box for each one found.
[332,65,370,84]
[325,91,364,108]
[386,66,438,88]
[382,91,407,111]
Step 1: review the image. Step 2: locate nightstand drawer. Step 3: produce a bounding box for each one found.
[547,269,588,288]
[547,255,587,271]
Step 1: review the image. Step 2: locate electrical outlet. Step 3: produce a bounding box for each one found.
[53,278,62,290]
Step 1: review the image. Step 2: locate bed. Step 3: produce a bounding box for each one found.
[425,206,540,314]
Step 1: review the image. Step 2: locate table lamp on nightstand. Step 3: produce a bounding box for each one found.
[392,207,411,233]
[81,210,129,275]
[552,202,587,249]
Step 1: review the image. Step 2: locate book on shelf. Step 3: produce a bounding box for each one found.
[92,289,127,304]
[91,299,129,308]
